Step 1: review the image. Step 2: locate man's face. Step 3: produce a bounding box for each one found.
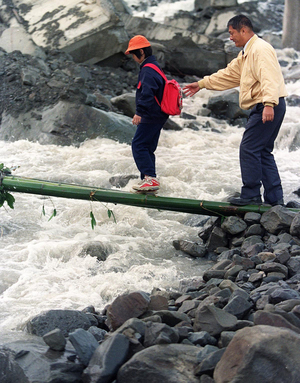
[228,25,244,47]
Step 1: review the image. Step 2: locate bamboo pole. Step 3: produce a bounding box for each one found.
[1,175,298,217]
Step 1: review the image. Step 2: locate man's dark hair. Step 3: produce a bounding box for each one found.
[129,46,152,59]
[227,15,253,31]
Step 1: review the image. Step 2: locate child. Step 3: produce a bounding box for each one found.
[125,35,169,192]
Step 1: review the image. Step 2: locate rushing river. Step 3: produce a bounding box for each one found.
[1,10,300,342]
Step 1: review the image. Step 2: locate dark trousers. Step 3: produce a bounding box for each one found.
[132,121,165,179]
[240,97,286,204]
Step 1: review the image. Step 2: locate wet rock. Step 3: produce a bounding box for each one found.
[117,343,201,383]
[0,348,29,383]
[26,309,92,337]
[106,291,150,331]
[194,304,238,335]
[260,205,297,234]
[68,328,99,366]
[82,333,130,383]
[173,240,207,258]
[207,89,250,122]
[253,310,300,334]
[214,325,300,383]
[144,322,179,347]
[43,328,66,351]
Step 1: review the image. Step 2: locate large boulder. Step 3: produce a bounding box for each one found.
[0,101,136,146]
[117,344,201,383]
[10,0,129,64]
[214,325,300,383]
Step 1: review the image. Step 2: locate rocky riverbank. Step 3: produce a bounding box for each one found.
[2,204,300,382]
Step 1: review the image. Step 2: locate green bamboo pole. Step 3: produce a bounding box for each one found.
[1,175,298,217]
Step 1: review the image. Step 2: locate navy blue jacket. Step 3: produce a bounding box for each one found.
[135,55,169,123]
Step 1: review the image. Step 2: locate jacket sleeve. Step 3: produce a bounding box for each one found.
[136,68,161,116]
[200,56,242,90]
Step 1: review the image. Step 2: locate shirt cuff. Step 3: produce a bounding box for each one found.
[198,79,205,89]
[264,102,274,107]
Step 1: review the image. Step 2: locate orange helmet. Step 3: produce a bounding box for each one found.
[125,35,151,55]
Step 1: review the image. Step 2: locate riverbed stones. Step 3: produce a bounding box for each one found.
[106,291,150,331]
[260,205,297,234]
[26,309,92,337]
[82,333,130,383]
[214,325,300,383]
[194,304,238,335]
[117,343,201,383]
[42,328,66,351]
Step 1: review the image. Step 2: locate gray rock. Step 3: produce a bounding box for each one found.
[194,304,238,336]
[117,344,200,383]
[244,212,261,224]
[269,288,300,304]
[0,348,29,383]
[253,310,300,334]
[290,212,300,237]
[78,241,111,261]
[82,333,130,383]
[26,309,92,337]
[144,322,179,347]
[256,262,288,277]
[223,295,253,319]
[207,226,228,252]
[68,328,99,366]
[214,325,300,383]
[207,89,250,122]
[188,331,217,347]
[43,328,66,351]
[260,206,297,235]
[173,240,207,258]
[195,348,226,376]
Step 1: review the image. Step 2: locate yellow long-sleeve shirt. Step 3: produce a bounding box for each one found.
[198,34,287,110]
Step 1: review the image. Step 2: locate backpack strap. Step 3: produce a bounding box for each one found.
[143,63,167,107]
[144,63,168,82]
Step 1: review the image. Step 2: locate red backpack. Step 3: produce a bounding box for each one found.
[144,63,183,116]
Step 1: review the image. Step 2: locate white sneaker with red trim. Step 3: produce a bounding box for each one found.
[132,176,160,191]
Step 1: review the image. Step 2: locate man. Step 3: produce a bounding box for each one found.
[184,15,287,206]
[125,35,168,192]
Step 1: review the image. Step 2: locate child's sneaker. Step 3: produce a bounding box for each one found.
[132,176,160,191]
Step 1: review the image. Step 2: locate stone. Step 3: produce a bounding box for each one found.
[253,310,300,334]
[0,348,29,383]
[43,328,66,351]
[207,226,228,252]
[26,309,92,337]
[221,215,247,235]
[16,0,128,65]
[223,295,253,319]
[256,262,288,277]
[83,333,130,383]
[290,212,300,237]
[144,322,179,347]
[244,212,261,224]
[106,291,150,331]
[269,288,300,304]
[117,344,201,383]
[214,325,300,383]
[173,240,207,258]
[194,304,238,336]
[78,241,111,261]
[68,328,99,366]
[260,206,297,235]
[194,348,226,376]
[188,331,217,347]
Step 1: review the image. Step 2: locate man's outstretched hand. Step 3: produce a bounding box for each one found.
[183,82,201,97]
